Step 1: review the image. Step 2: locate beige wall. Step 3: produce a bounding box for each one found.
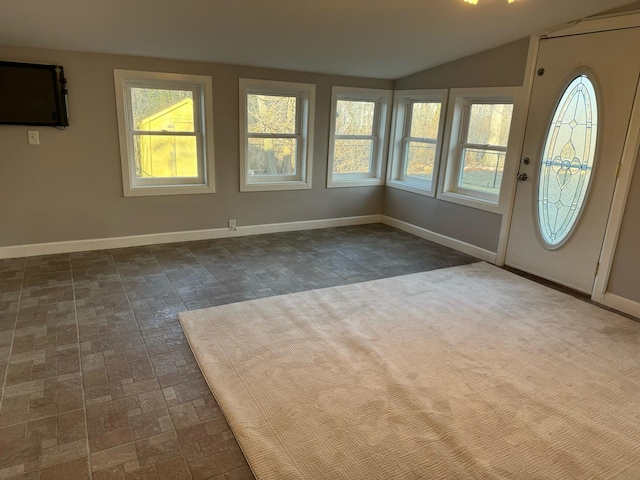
[395,38,530,91]
[607,150,640,303]
[385,38,530,252]
[598,1,640,15]
[0,46,392,247]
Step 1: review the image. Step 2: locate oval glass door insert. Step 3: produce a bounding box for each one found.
[538,75,599,247]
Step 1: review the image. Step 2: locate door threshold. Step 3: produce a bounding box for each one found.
[502,266,640,323]
[502,265,590,300]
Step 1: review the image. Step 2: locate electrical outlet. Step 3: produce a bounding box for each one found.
[228,219,237,231]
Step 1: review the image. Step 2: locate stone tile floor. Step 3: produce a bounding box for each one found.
[0,224,477,480]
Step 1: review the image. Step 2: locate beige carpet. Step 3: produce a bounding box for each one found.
[179,262,640,479]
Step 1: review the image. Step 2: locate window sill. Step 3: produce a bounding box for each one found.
[240,180,312,192]
[327,177,385,188]
[437,190,503,214]
[386,179,435,197]
[124,184,215,197]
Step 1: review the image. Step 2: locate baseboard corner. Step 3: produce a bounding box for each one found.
[602,292,640,319]
[381,215,498,264]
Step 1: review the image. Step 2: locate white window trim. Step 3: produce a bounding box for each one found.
[113,69,215,197]
[437,86,521,214]
[386,89,448,197]
[327,86,393,188]
[239,78,315,192]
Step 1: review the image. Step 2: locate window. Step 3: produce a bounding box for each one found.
[114,69,215,197]
[387,90,447,196]
[538,75,599,248]
[239,79,315,192]
[439,88,518,212]
[327,86,393,188]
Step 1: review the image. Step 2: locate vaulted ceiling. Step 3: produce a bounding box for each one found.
[0,0,635,79]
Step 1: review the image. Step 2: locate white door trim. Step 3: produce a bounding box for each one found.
[591,76,640,302]
[496,35,540,266]
[544,11,640,39]
[500,12,640,302]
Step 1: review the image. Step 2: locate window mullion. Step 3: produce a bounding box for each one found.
[461,142,508,153]
[334,134,376,141]
[404,137,438,145]
[247,133,299,139]
[131,131,199,136]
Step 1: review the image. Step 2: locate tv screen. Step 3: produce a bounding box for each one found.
[0,61,69,126]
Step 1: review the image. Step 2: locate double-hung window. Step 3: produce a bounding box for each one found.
[239,79,315,192]
[114,69,215,197]
[387,90,447,196]
[439,87,518,212]
[327,86,393,188]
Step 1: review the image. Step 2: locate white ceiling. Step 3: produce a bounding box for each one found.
[0,0,635,79]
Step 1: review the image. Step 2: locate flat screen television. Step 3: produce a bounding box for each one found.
[0,60,69,126]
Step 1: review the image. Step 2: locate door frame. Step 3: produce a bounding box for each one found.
[497,10,640,306]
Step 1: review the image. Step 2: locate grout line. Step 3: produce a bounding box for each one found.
[0,258,27,421]
[0,405,87,427]
[112,247,183,436]
[69,255,94,479]
[149,242,225,480]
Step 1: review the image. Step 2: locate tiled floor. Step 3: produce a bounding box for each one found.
[0,224,477,480]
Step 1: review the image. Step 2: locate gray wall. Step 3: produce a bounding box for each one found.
[599,1,640,15]
[385,38,530,252]
[607,150,640,303]
[396,38,530,90]
[384,190,503,251]
[0,46,392,247]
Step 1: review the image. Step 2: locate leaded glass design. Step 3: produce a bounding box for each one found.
[538,75,598,247]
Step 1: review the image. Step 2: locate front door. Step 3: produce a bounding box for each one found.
[505,28,640,293]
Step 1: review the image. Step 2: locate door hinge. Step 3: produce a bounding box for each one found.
[615,163,621,179]
[595,262,600,277]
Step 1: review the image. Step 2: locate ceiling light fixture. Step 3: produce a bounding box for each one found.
[464,0,515,4]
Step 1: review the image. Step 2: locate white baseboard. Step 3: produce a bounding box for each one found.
[0,214,382,259]
[602,293,640,319]
[381,215,498,264]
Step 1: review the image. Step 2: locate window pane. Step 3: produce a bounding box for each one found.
[133,134,198,178]
[248,137,297,176]
[404,141,436,180]
[335,100,375,136]
[131,88,195,132]
[247,94,296,134]
[466,103,513,147]
[459,148,505,195]
[409,102,441,139]
[333,139,374,174]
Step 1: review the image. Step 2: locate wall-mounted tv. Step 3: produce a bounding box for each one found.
[0,60,69,127]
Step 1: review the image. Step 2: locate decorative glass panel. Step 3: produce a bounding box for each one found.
[538,75,598,247]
